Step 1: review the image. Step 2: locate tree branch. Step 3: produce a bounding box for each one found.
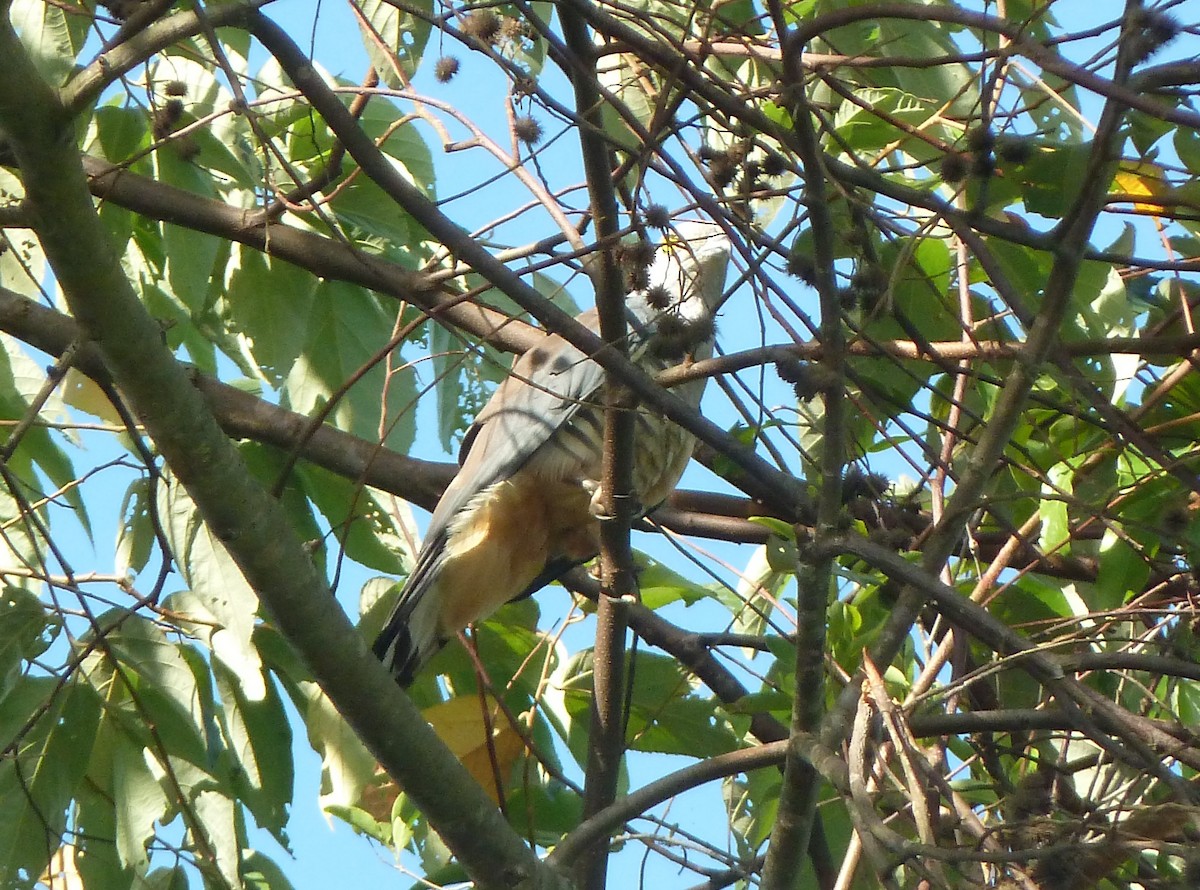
[78,156,541,353]
[559,5,637,886]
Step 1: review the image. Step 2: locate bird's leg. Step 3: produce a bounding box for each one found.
[583,478,646,519]
[581,477,609,519]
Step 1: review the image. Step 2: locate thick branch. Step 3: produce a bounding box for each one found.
[79,156,540,353]
[0,285,453,511]
[759,2,845,882]
[0,18,566,890]
[560,6,636,887]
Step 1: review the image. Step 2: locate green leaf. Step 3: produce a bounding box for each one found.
[638,557,711,609]
[733,543,791,643]
[89,105,152,167]
[833,87,939,160]
[357,0,433,86]
[111,738,168,874]
[356,576,403,643]
[1094,531,1148,613]
[428,321,505,452]
[213,661,294,846]
[295,464,415,575]
[724,765,781,854]
[0,678,101,888]
[0,587,55,693]
[159,474,264,701]
[1017,142,1092,217]
[0,336,89,536]
[140,867,191,890]
[1038,461,1073,554]
[301,681,377,812]
[74,720,126,888]
[282,280,418,450]
[623,653,741,756]
[241,850,297,890]
[11,0,88,87]
[193,787,245,889]
[86,612,215,771]
[1176,124,1200,176]
[115,478,155,580]
[503,781,582,847]
[237,442,326,576]
[223,247,318,388]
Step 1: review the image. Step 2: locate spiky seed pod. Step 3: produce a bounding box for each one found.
[685,316,714,348]
[775,361,830,400]
[704,147,733,171]
[1145,11,1182,50]
[619,240,655,293]
[513,115,543,146]
[98,0,142,21]
[511,74,538,97]
[786,249,817,285]
[648,314,690,359]
[499,15,524,41]
[153,99,184,140]
[1129,9,1181,62]
[965,125,994,153]
[760,150,788,177]
[433,56,460,83]
[709,155,737,188]
[463,9,502,43]
[1183,852,1200,886]
[1030,848,1086,890]
[644,284,672,310]
[844,217,869,248]
[1007,767,1055,819]
[623,238,655,269]
[1164,506,1190,536]
[774,358,807,385]
[971,151,995,178]
[164,80,187,97]
[644,204,670,228]
[940,151,969,183]
[851,264,887,304]
[842,466,889,502]
[1051,773,1088,816]
[173,136,200,161]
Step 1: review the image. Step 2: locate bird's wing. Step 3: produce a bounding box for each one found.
[427,307,605,543]
[372,309,606,682]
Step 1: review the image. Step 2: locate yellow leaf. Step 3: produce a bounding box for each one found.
[424,695,525,805]
[62,368,123,425]
[39,844,85,890]
[1112,162,1165,213]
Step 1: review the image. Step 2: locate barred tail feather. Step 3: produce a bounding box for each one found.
[372,545,448,687]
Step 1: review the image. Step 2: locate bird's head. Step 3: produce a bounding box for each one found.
[632,221,732,327]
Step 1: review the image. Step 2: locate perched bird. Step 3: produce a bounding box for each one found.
[373,222,732,685]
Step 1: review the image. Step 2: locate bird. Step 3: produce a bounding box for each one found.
[373,221,732,686]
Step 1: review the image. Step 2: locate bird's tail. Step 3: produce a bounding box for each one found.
[371,548,446,687]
